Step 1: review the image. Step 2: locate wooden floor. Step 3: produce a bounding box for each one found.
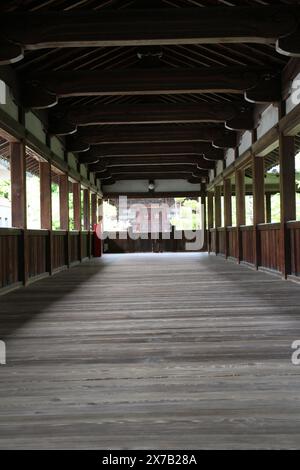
[1,253,300,449]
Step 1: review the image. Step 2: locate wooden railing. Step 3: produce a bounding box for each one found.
[0,228,21,289]
[257,223,281,272]
[240,226,254,265]
[210,223,284,274]
[288,221,300,277]
[0,228,94,292]
[217,228,226,255]
[227,227,238,259]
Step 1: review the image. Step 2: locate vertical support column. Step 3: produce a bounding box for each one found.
[83,189,90,231]
[83,189,91,257]
[59,173,70,266]
[73,182,81,231]
[279,134,296,278]
[91,193,97,227]
[59,173,69,230]
[223,178,232,258]
[207,191,214,253]
[200,184,207,252]
[10,142,28,285]
[40,162,52,230]
[252,154,265,269]
[236,169,245,263]
[214,186,221,255]
[40,161,53,275]
[11,142,26,229]
[73,182,81,261]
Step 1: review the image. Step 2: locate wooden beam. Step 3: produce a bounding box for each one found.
[0,7,298,64]
[10,142,26,229]
[100,172,205,182]
[49,102,240,130]
[245,76,281,104]
[22,67,274,108]
[79,143,225,162]
[97,164,208,176]
[40,161,52,230]
[91,155,215,170]
[76,125,237,147]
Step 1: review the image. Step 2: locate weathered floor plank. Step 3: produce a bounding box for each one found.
[0,253,300,449]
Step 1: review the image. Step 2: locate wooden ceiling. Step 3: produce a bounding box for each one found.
[1,0,300,187]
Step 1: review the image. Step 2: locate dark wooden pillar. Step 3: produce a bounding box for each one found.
[223,178,232,258]
[252,155,265,226]
[73,182,81,261]
[40,161,52,230]
[91,193,97,227]
[200,184,207,251]
[40,161,52,274]
[223,179,232,227]
[59,173,69,230]
[10,142,28,285]
[279,134,296,277]
[73,182,81,231]
[236,168,245,263]
[265,192,272,224]
[10,142,26,229]
[236,169,245,227]
[59,173,70,266]
[83,189,90,231]
[207,191,214,253]
[215,186,222,228]
[252,154,265,269]
[214,186,221,254]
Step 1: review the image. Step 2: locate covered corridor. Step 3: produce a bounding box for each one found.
[1,253,300,449]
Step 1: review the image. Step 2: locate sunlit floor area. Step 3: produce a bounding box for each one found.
[1,253,300,449]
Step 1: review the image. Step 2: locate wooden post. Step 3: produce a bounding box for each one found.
[73,182,81,261]
[40,161,53,275]
[207,191,214,253]
[224,178,232,227]
[59,173,69,230]
[40,162,52,230]
[59,173,70,266]
[91,193,97,227]
[252,154,265,269]
[236,168,245,263]
[223,178,232,258]
[73,182,81,231]
[279,134,296,278]
[10,142,26,229]
[214,186,221,254]
[10,142,28,285]
[83,189,90,231]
